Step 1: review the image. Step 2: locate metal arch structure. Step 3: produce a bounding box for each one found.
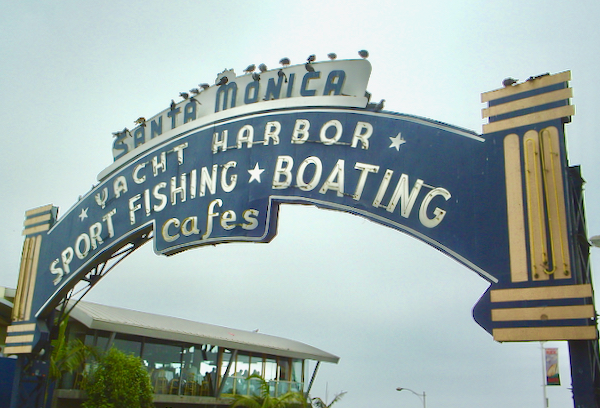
[8,227,153,408]
[5,60,600,408]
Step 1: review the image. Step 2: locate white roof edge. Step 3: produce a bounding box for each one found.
[69,301,339,364]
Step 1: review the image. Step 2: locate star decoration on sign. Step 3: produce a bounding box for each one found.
[248,162,265,183]
[79,208,88,221]
[389,133,407,151]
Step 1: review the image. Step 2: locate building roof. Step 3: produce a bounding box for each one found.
[69,301,339,364]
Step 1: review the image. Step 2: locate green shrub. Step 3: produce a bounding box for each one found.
[83,347,153,408]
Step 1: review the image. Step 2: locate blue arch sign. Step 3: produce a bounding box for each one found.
[7,62,595,358]
[8,59,600,408]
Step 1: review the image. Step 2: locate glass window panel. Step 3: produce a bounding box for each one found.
[94,332,110,351]
[249,355,263,378]
[235,354,250,378]
[182,346,196,382]
[291,359,303,382]
[84,334,94,347]
[264,358,277,381]
[113,336,142,357]
[277,381,290,395]
[277,358,290,381]
[220,350,234,396]
[200,345,218,376]
[248,376,262,397]
[143,341,183,394]
[234,354,250,395]
[221,349,233,394]
[200,345,218,395]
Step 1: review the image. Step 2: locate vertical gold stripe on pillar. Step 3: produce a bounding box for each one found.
[523,127,571,281]
[12,235,42,321]
[504,134,528,282]
[539,126,570,279]
[24,235,42,320]
[523,130,549,281]
[13,238,34,321]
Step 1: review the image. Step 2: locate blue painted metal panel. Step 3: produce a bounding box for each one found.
[16,105,583,341]
[0,357,16,408]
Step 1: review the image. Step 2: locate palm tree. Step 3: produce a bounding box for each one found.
[43,315,101,406]
[232,374,309,408]
[49,315,100,382]
[311,391,347,408]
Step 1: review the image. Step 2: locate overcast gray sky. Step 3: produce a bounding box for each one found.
[1,1,600,408]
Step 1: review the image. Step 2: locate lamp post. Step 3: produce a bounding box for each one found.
[396,387,426,408]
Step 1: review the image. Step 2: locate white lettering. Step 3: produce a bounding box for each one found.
[242,209,259,230]
[419,187,451,228]
[172,143,188,165]
[200,165,218,197]
[220,210,237,230]
[351,122,373,149]
[129,194,142,224]
[221,162,237,193]
[152,152,167,176]
[237,125,254,149]
[181,216,200,236]
[132,162,147,184]
[320,120,342,145]
[264,121,281,146]
[319,159,345,197]
[203,199,222,239]
[272,155,294,189]
[170,173,187,205]
[387,174,423,217]
[89,222,103,250]
[212,130,228,153]
[291,119,310,144]
[114,176,128,198]
[297,156,322,191]
[102,209,117,238]
[75,233,91,259]
[162,218,181,242]
[353,162,379,200]
[153,183,168,212]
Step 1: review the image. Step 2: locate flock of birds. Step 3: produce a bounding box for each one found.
[118,50,380,135]
[121,57,557,137]
[502,72,550,87]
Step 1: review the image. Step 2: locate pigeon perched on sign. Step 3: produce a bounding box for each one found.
[278,69,288,83]
[244,64,256,74]
[112,127,128,137]
[179,92,189,99]
[198,83,210,90]
[216,76,228,86]
[258,63,268,73]
[526,73,550,82]
[305,63,315,72]
[279,57,290,66]
[358,50,369,59]
[327,53,337,60]
[307,54,316,63]
[502,77,518,87]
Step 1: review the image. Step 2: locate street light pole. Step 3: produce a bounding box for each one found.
[396,387,426,408]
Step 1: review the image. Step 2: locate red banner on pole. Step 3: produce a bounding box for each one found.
[545,348,561,386]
